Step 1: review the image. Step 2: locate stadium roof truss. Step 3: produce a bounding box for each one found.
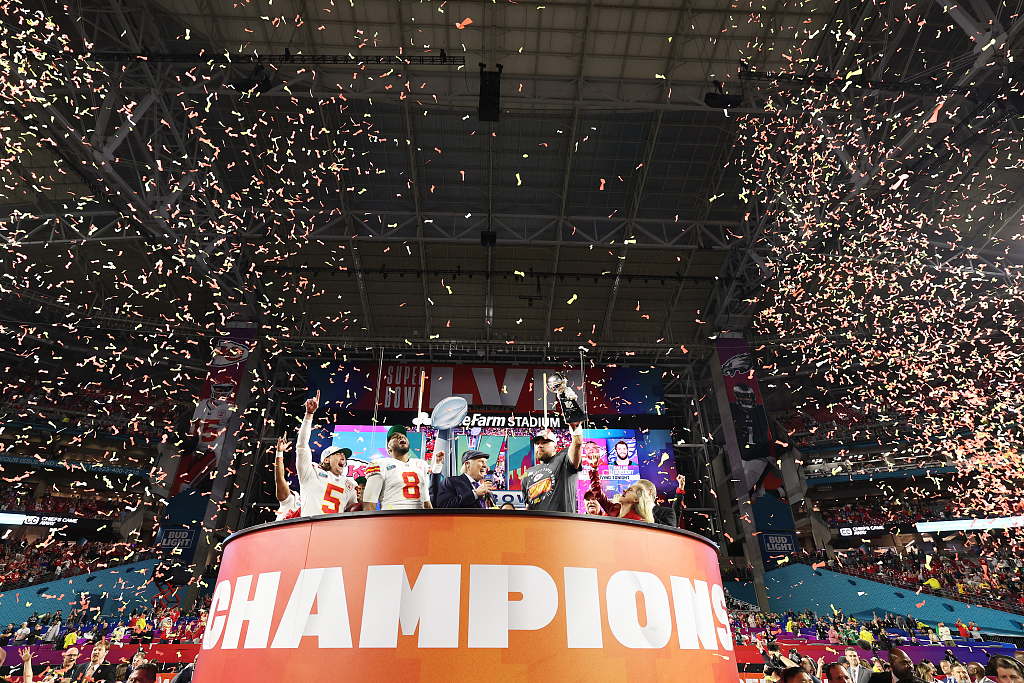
[1,0,1023,377]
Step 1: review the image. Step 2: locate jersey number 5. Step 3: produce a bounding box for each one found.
[401,472,420,500]
[322,483,345,514]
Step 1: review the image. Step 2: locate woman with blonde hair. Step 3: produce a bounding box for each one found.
[915,660,936,681]
[588,469,654,522]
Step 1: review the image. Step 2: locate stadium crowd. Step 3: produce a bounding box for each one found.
[730,606,1024,682]
[0,369,183,440]
[785,548,1024,615]
[0,599,211,682]
[0,539,159,593]
[0,486,136,521]
[818,501,953,528]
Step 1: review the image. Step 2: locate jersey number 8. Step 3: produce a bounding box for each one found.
[401,472,420,500]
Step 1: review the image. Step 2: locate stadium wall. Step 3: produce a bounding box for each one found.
[728,565,1024,636]
[0,560,182,625]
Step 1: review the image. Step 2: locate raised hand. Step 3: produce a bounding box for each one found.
[305,389,320,416]
[276,437,293,453]
[19,647,31,662]
[676,473,686,487]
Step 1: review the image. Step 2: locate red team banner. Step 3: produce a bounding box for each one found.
[195,511,739,683]
[176,328,256,494]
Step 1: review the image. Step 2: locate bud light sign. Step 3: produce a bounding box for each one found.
[758,531,798,567]
[158,526,199,560]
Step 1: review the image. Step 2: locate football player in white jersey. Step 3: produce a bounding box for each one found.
[296,390,359,517]
[272,437,301,521]
[362,425,437,510]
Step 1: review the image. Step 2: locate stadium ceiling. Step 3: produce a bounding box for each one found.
[2,0,1023,371]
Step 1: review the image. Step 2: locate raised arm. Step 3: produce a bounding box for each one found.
[362,462,382,511]
[296,391,319,485]
[274,437,293,503]
[588,467,613,513]
[672,474,686,522]
[566,422,584,469]
[428,448,444,507]
[19,647,32,683]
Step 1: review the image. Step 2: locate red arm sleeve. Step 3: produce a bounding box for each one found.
[588,468,613,513]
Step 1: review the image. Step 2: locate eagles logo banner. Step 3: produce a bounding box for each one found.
[714,338,787,505]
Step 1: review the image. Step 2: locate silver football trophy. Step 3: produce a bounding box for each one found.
[547,372,587,424]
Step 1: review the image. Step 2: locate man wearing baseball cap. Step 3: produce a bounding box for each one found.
[295,390,359,516]
[520,422,584,512]
[362,424,436,510]
[431,450,495,508]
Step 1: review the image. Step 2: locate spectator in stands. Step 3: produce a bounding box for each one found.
[915,661,936,681]
[990,655,1024,683]
[0,623,13,646]
[127,663,158,683]
[583,490,603,515]
[12,622,30,646]
[937,622,955,647]
[63,626,79,650]
[42,615,61,643]
[69,639,114,683]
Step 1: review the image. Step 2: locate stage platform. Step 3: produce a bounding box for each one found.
[195,510,737,683]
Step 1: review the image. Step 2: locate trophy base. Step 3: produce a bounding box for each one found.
[558,396,587,425]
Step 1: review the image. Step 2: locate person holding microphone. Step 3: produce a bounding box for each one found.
[432,450,495,508]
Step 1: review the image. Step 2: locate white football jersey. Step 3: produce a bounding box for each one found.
[363,457,432,509]
[190,399,233,455]
[296,417,358,517]
[276,491,302,521]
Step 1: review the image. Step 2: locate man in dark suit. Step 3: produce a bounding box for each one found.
[432,450,494,508]
[69,638,116,683]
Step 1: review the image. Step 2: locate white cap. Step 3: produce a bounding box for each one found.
[320,446,342,464]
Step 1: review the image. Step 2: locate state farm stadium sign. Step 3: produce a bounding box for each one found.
[194,512,740,683]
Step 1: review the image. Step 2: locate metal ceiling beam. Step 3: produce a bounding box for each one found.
[599,110,663,343]
[541,105,582,360]
[403,103,433,343]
